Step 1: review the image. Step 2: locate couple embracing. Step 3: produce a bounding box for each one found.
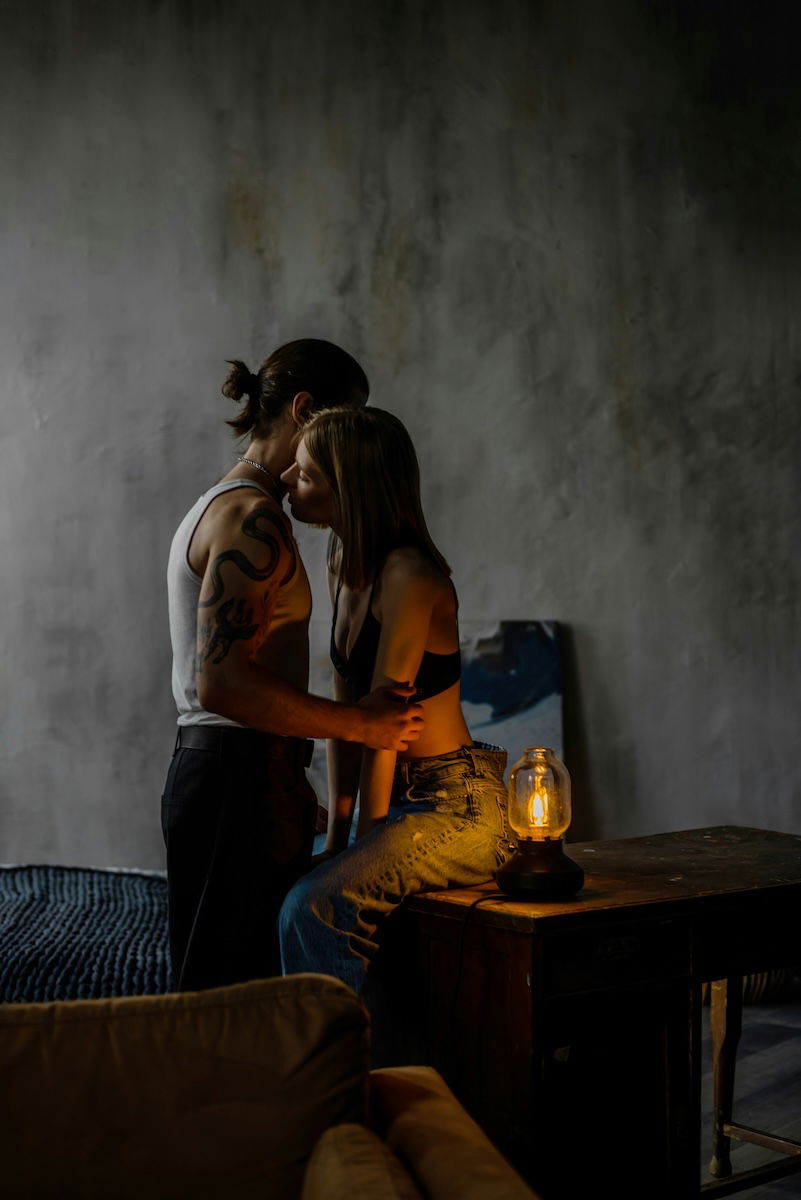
[162,338,511,1011]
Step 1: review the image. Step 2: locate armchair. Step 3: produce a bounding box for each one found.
[1,972,539,1199]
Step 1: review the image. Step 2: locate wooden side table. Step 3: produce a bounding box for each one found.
[388,826,801,1200]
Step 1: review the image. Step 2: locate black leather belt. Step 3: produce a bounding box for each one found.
[176,724,314,767]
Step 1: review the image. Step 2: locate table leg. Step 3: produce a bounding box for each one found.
[657,978,702,1197]
[709,976,744,1179]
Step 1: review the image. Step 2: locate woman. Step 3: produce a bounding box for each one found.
[278,406,511,1000]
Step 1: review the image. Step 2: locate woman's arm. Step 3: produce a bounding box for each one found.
[355,554,441,838]
[324,670,364,853]
[356,748,398,838]
[323,561,363,854]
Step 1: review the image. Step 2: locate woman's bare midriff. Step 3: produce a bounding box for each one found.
[396,681,472,761]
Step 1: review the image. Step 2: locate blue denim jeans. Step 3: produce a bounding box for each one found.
[278,742,511,996]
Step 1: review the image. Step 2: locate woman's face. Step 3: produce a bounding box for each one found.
[280,438,338,527]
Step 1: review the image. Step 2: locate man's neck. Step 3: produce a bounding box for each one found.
[241,435,292,478]
[230,435,292,499]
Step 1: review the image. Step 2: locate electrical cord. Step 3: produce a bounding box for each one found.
[446,889,508,1061]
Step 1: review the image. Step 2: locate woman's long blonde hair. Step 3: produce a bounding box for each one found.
[300,406,450,591]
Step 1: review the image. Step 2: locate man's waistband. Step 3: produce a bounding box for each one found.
[176,724,314,767]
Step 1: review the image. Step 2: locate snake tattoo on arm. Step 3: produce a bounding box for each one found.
[197,505,297,666]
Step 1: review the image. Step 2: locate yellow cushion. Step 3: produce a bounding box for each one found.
[0,974,369,1200]
[371,1066,538,1200]
[302,1123,423,1200]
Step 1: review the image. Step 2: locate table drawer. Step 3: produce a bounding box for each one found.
[540,917,691,995]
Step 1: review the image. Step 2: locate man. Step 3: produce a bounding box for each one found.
[162,339,423,990]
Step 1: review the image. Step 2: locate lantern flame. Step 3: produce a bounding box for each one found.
[530,789,548,828]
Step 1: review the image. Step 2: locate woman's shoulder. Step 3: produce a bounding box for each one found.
[379,546,452,598]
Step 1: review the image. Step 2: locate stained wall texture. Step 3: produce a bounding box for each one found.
[1,0,799,868]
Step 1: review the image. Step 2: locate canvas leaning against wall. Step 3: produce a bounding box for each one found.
[460,620,563,770]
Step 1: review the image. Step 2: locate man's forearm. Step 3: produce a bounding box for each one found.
[199,663,370,742]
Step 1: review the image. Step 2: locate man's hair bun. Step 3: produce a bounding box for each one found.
[222,360,260,403]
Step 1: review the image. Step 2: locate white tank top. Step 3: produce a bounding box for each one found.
[167,478,274,727]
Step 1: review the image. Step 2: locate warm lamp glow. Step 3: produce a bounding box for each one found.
[508,748,571,842]
[496,747,584,899]
[530,789,548,828]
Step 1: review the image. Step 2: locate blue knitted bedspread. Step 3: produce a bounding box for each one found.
[0,865,171,1003]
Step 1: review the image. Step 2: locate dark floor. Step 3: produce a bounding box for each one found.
[699,977,801,1197]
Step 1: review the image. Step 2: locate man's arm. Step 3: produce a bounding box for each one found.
[195,498,423,750]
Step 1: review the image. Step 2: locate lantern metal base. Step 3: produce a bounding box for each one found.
[495,837,584,900]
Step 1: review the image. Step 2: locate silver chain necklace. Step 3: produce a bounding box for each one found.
[237,456,282,493]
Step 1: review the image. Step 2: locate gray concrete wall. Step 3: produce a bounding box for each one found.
[1,0,799,868]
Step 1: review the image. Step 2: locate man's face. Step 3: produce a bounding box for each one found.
[280,438,337,527]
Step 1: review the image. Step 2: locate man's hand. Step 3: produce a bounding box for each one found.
[358,683,424,751]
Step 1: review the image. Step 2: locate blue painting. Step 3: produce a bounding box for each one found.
[460,620,563,779]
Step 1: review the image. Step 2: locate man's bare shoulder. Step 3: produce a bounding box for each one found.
[202,484,287,532]
[191,485,293,574]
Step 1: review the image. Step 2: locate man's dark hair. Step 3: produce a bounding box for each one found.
[222,339,369,437]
